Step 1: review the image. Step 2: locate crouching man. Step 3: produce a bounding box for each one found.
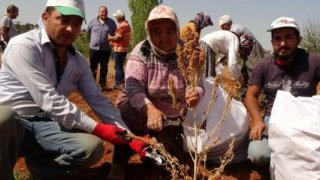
[0,0,147,179]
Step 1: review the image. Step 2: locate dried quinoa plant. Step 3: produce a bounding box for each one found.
[198,76,219,129]
[176,29,206,90]
[127,133,192,180]
[185,68,242,179]
[209,135,235,179]
[138,69,239,179]
[217,67,242,102]
[160,28,241,178]
[197,135,236,180]
[168,74,179,109]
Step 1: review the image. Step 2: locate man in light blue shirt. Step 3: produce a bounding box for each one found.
[0,0,147,179]
[87,6,117,89]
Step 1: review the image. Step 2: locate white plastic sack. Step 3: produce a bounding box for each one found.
[269,90,320,180]
[183,77,249,163]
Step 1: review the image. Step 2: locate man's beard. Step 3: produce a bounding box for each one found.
[274,47,297,61]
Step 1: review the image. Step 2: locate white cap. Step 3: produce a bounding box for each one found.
[267,17,300,32]
[113,9,125,18]
[218,15,232,27]
[46,0,85,20]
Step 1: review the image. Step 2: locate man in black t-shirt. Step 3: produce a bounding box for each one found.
[245,17,320,166]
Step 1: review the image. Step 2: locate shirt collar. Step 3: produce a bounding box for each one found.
[39,28,76,55]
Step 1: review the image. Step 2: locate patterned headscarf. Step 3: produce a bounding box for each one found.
[239,34,255,48]
[194,12,213,30]
[145,5,179,56]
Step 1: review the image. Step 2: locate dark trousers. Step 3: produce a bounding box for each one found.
[0,106,24,180]
[89,49,111,86]
[113,52,127,85]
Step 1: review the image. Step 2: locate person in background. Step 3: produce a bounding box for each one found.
[218,15,266,82]
[0,0,147,179]
[108,9,132,90]
[245,17,320,169]
[108,5,204,179]
[0,4,19,50]
[200,30,255,81]
[87,6,117,89]
[180,11,213,42]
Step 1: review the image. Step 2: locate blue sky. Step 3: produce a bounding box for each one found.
[1,0,320,50]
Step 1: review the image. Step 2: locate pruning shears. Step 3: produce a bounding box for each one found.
[163,115,182,127]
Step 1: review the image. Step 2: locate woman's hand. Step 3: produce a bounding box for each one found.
[143,103,164,131]
[185,89,200,108]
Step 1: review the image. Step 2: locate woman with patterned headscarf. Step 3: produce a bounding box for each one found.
[108,5,204,179]
[180,12,213,43]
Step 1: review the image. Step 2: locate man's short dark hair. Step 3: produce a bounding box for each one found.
[7,5,18,13]
[45,6,55,14]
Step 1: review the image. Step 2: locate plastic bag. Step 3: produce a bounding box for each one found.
[183,77,249,163]
[269,90,320,180]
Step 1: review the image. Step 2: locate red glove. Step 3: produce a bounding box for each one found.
[92,123,128,144]
[129,139,148,158]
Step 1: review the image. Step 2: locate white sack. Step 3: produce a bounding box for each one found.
[183,77,249,163]
[269,90,320,180]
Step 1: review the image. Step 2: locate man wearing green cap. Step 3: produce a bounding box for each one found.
[0,0,148,179]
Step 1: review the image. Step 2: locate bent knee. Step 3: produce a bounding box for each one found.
[0,106,17,124]
[0,106,23,133]
[76,134,104,166]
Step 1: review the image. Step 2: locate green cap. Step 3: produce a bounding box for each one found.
[47,0,85,20]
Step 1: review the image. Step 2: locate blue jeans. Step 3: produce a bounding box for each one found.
[247,115,271,166]
[113,52,127,85]
[0,108,104,179]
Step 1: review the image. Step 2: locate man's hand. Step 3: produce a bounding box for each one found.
[92,123,128,144]
[129,138,149,158]
[249,121,266,140]
[129,136,165,165]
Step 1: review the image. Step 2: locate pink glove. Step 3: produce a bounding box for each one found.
[92,123,128,144]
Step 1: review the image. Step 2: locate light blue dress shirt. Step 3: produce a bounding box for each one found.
[0,28,127,132]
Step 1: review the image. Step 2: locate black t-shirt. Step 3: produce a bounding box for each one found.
[249,48,320,115]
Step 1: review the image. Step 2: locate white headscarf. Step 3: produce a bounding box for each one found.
[145,5,179,56]
[218,15,232,28]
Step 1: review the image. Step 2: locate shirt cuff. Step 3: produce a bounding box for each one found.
[194,86,204,98]
[75,114,98,133]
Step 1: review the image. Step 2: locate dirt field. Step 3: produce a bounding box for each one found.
[13,66,269,180]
